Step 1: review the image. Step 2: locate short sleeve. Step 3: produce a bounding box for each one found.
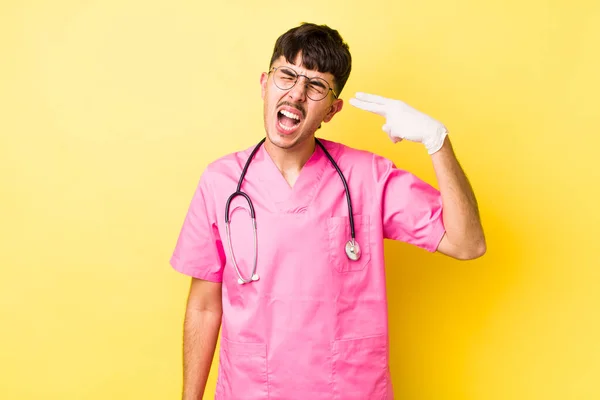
[170,172,226,282]
[374,154,446,252]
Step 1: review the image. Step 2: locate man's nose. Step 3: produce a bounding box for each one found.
[287,77,308,102]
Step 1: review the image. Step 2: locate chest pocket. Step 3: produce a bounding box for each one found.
[327,214,371,272]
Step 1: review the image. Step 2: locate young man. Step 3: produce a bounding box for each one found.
[171,22,485,400]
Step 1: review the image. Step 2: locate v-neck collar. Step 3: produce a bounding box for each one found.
[256,139,337,213]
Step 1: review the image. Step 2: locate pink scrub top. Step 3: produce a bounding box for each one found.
[171,138,445,400]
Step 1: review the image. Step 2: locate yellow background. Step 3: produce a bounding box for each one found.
[1,0,599,399]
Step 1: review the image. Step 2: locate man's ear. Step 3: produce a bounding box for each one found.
[260,72,268,99]
[323,99,344,123]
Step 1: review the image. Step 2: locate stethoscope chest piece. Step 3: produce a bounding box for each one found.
[345,239,361,261]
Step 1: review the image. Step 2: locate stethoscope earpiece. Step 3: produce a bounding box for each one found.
[238,274,260,285]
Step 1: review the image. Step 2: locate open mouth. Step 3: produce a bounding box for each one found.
[277,108,302,132]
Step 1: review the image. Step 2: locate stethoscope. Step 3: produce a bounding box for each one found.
[225,137,361,284]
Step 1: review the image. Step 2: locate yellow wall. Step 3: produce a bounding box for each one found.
[1,0,599,399]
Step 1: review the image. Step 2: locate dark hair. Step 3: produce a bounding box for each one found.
[269,23,352,96]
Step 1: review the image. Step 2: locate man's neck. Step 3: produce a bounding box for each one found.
[264,136,316,187]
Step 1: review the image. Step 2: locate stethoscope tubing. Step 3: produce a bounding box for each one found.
[315,139,355,240]
[224,137,357,284]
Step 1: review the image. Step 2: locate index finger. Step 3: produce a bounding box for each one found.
[349,98,386,116]
[354,92,390,105]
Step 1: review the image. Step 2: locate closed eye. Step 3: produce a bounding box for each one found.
[309,80,327,90]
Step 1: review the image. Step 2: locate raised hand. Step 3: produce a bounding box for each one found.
[349,92,448,154]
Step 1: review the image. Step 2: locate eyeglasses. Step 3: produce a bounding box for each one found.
[269,66,338,101]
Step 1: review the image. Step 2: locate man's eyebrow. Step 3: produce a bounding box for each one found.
[309,79,327,89]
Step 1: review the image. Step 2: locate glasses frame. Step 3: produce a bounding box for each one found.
[268,66,339,101]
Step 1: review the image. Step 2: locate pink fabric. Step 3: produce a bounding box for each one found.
[171,139,445,399]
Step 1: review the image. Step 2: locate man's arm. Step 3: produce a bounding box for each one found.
[431,136,486,260]
[348,92,486,260]
[182,278,222,400]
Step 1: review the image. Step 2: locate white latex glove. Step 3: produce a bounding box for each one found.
[349,92,448,154]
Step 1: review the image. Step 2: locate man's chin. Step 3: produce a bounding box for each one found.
[266,130,299,149]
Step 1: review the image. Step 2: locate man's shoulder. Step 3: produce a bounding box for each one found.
[318,137,388,167]
[319,138,406,184]
[194,142,259,188]
[203,142,257,174]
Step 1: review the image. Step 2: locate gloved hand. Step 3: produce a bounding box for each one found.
[349,92,449,154]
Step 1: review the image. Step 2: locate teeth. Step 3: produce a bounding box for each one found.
[280,109,300,120]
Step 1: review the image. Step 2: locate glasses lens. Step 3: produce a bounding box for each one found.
[273,67,297,90]
[306,77,329,101]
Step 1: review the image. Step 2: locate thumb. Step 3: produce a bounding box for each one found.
[383,124,402,143]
